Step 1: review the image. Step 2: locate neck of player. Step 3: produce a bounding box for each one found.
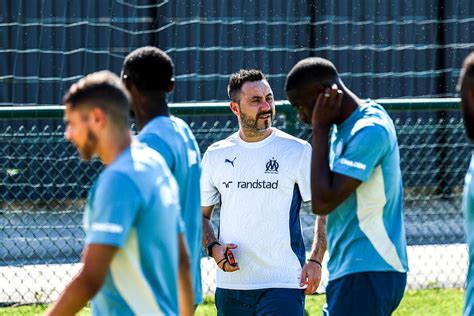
[239,127,273,143]
[337,89,364,125]
[98,129,132,165]
[134,94,170,130]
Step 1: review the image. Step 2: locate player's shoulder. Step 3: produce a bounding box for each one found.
[96,165,138,197]
[170,115,191,129]
[360,100,388,119]
[141,115,188,136]
[352,101,392,135]
[170,115,199,145]
[110,143,170,177]
[205,132,240,153]
[113,144,175,191]
[273,128,311,149]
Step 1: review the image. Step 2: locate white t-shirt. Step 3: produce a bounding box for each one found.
[201,128,311,290]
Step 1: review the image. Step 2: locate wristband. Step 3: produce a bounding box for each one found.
[308,259,322,267]
[206,241,221,257]
[216,257,227,266]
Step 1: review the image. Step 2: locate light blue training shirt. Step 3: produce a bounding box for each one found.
[464,153,474,316]
[84,142,182,315]
[138,115,203,304]
[327,100,409,281]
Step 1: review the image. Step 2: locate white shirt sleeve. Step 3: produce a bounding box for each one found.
[296,142,312,202]
[200,150,221,206]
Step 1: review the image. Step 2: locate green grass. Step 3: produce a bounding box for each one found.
[0,289,464,316]
[393,288,464,316]
[0,305,90,316]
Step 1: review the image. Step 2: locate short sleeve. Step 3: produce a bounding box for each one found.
[332,125,389,182]
[200,150,220,206]
[296,142,312,202]
[138,133,175,172]
[177,212,185,234]
[86,172,141,247]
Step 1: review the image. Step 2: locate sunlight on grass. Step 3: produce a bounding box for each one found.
[0,289,464,316]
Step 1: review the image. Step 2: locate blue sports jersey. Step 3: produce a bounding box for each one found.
[84,142,181,315]
[138,115,203,304]
[327,100,409,281]
[464,154,474,316]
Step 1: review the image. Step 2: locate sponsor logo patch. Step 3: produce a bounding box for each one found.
[91,222,123,234]
[339,158,367,171]
[237,179,279,189]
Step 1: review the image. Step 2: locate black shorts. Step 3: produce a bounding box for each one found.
[215,287,305,316]
[323,271,407,316]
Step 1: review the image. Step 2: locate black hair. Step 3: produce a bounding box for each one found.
[63,70,130,129]
[122,46,174,93]
[459,52,474,90]
[227,69,266,102]
[285,57,339,92]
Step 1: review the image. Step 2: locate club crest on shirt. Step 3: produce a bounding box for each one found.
[265,157,279,174]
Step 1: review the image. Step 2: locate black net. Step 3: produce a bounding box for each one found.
[0,103,470,305]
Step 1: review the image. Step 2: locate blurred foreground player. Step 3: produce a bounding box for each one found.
[459,52,474,316]
[122,46,203,306]
[286,57,408,316]
[46,71,193,316]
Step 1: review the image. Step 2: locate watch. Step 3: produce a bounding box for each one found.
[206,241,221,257]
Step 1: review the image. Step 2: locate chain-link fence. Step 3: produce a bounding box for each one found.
[0,100,470,305]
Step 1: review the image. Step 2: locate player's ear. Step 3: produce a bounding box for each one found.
[121,70,132,89]
[229,101,239,116]
[165,78,175,93]
[90,107,106,127]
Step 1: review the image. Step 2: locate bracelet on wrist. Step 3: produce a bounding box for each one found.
[308,259,322,267]
[206,241,221,257]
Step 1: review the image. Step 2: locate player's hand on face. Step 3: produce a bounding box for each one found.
[213,243,240,272]
[312,83,343,129]
[300,261,322,295]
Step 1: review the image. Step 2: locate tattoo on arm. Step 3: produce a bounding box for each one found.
[309,215,327,262]
[202,205,218,247]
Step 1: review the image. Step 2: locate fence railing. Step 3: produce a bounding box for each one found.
[0,98,470,305]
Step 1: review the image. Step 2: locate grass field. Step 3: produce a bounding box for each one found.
[0,288,463,315]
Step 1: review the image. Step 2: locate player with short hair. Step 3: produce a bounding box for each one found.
[459,52,474,316]
[45,71,193,316]
[121,46,203,306]
[286,57,408,316]
[201,69,327,315]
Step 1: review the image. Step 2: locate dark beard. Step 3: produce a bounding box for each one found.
[79,129,98,161]
[239,108,274,132]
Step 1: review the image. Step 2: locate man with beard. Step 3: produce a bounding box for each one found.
[459,52,474,316]
[285,57,408,316]
[201,69,327,315]
[46,71,193,316]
